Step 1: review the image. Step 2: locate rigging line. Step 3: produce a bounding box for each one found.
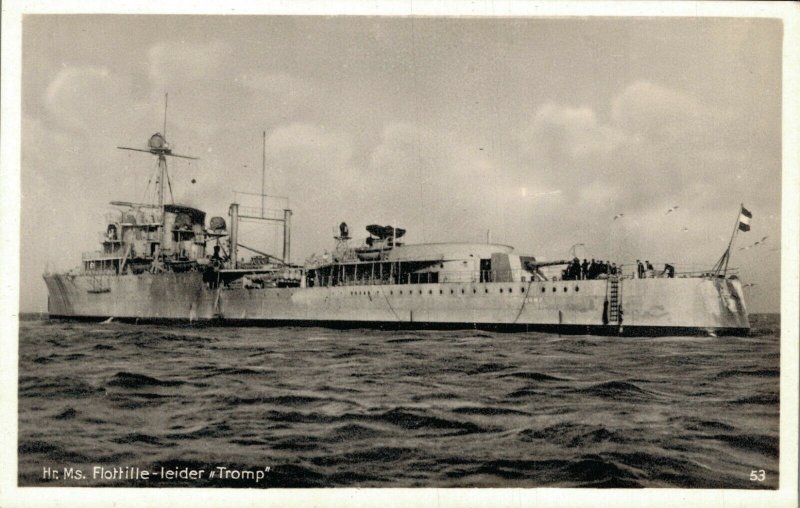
[380,285,403,322]
[141,158,158,204]
[165,164,175,204]
[512,277,537,325]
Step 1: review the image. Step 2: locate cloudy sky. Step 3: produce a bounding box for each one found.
[20,15,782,312]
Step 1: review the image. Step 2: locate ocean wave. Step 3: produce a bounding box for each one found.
[571,381,655,400]
[499,371,566,381]
[465,362,512,375]
[166,421,234,440]
[452,406,529,416]
[18,440,92,463]
[519,423,631,447]
[222,394,332,406]
[369,408,489,434]
[107,372,184,388]
[730,393,780,405]
[506,387,548,399]
[716,368,779,379]
[681,417,736,432]
[19,376,101,398]
[310,446,417,467]
[53,407,78,420]
[704,433,778,457]
[328,423,384,441]
[111,433,171,446]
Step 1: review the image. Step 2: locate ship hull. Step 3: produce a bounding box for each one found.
[44,272,750,336]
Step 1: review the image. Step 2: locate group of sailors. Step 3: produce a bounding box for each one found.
[561,258,677,280]
[562,258,619,280]
[638,260,676,279]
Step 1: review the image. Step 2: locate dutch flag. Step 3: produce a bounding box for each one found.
[738,205,752,232]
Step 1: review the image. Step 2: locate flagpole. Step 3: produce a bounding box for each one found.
[722,204,744,276]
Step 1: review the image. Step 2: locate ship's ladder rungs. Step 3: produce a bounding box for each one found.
[607,276,622,324]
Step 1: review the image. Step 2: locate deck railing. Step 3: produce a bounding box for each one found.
[310,264,737,288]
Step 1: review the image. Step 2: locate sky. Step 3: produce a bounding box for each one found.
[19,15,783,312]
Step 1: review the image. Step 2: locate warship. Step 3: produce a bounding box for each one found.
[43,112,751,336]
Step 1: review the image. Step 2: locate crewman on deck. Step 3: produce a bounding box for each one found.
[581,259,589,280]
[637,260,645,279]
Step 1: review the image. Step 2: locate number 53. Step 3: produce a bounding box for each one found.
[750,470,766,481]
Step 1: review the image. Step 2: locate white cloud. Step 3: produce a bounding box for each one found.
[516,80,766,216]
[148,40,231,85]
[238,71,319,112]
[43,66,134,133]
[521,103,630,161]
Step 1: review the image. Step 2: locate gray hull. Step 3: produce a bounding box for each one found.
[44,272,750,335]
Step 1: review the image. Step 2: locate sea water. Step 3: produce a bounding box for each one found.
[18,314,780,488]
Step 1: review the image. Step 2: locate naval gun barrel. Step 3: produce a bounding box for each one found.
[523,259,571,270]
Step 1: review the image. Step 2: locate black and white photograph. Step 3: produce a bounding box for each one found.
[2,1,798,507]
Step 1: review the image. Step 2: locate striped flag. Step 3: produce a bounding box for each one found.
[738,205,752,232]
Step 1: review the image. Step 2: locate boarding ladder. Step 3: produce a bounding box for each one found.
[607,275,622,327]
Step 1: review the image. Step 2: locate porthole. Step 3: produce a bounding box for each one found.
[552,287,556,292]
[563,287,568,293]
[473,288,477,294]
[439,289,443,295]
[429,289,432,295]
[400,290,403,295]
[521,287,525,293]
[500,288,503,293]
[575,286,579,292]
[485,288,489,294]
[541,287,546,293]
[508,288,513,293]
[418,289,422,295]
[461,289,465,294]
[450,289,454,294]
[390,290,393,295]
